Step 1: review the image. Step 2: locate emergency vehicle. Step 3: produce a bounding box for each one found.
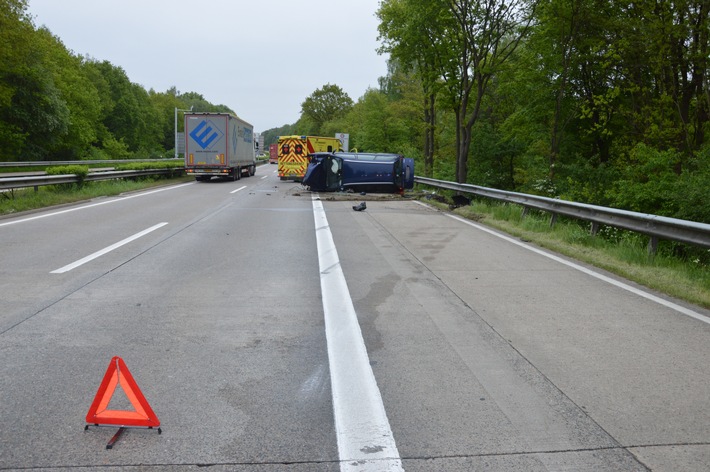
[277,135,342,181]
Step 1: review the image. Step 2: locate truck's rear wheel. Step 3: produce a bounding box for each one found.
[249,165,256,176]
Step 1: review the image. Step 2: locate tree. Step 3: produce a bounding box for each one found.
[378,0,538,182]
[86,60,162,154]
[0,0,29,110]
[300,84,353,135]
[622,0,709,158]
[0,0,70,160]
[34,28,103,159]
[378,0,453,176]
[149,88,187,153]
[262,123,296,146]
[445,0,538,183]
[523,0,589,179]
[501,0,623,184]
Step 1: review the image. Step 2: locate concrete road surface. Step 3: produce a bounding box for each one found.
[1,166,709,471]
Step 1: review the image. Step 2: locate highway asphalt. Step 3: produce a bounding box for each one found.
[1,165,709,471]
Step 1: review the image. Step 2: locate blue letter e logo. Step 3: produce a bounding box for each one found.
[190,120,222,150]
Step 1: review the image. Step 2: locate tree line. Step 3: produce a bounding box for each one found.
[0,0,233,162]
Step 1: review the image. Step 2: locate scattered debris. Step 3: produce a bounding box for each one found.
[352,202,367,212]
[426,193,448,204]
[450,194,471,209]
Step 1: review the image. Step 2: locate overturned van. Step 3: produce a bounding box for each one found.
[303,152,414,194]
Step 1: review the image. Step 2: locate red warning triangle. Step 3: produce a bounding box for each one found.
[85,356,160,428]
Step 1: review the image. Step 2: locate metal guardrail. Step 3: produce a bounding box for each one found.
[0,169,181,191]
[415,176,710,251]
[1,159,270,191]
[0,158,182,168]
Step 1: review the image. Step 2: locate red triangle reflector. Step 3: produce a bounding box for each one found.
[85,356,160,428]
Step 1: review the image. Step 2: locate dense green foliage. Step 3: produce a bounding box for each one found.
[372,0,710,224]
[45,165,89,178]
[113,161,185,171]
[0,0,233,162]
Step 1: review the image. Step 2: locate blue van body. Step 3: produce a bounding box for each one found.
[303,152,414,194]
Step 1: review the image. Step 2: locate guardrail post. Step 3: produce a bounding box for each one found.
[648,236,658,255]
[590,221,600,236]
[549,213,557,228]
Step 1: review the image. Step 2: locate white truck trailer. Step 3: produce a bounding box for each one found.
[184,112,256,181]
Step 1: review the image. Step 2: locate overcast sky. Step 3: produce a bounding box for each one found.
[27,0,389,133]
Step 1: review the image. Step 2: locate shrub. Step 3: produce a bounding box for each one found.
[45,165,90,189]
[46,165,89,178]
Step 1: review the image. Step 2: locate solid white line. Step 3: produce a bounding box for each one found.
[312,197,403,471]
[50,222,168,274]
[434,208,710,326]
[0,182,193,228]
[230,185,247,194]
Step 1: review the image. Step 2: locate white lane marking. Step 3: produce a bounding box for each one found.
[0,182,194,228]
[312,197,403,471]
[260,175,268,180]
[230,185,247,194]
[431,207,710,326]
[51,222,168,274]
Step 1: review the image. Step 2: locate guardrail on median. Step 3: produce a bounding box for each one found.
[414,176,710,252]
[0,169,181,192]
[0,158,182,168]
[1,159,271,192]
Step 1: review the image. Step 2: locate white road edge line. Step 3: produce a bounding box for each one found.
[423,204,710,326]
[0,182,193,228]
[230,185,247,194]
[312,197,403,471]
[51,222,168,274]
